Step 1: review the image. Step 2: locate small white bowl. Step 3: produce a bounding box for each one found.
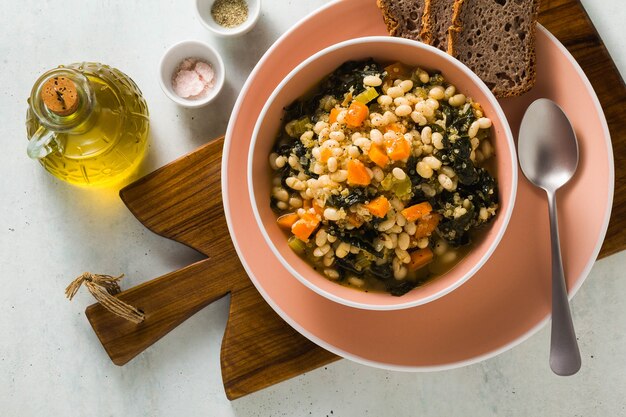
[158,40,225,108]
[195,0,261,37]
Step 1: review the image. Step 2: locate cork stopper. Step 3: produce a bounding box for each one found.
[42,76,79,116]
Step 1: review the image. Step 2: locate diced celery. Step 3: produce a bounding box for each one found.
[355,87,380,104]
[285,116,311,138]
[354,252,372,271]
[393,177,412,197]
[288,236,307,255]
[381,173,394,191]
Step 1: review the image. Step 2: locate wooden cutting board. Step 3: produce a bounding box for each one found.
[85,0,626,400]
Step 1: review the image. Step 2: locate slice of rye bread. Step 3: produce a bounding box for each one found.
[377,0,430,43]
[423,0,457,50]
[448,0,540,98]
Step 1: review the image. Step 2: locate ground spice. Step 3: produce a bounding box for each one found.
[211,0,248,28]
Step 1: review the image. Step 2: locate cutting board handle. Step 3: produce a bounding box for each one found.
[85,257,235,365]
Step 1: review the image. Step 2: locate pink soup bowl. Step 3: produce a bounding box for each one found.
[248,36,517,310]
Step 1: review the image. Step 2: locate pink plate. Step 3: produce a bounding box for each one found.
[222,0,614,369]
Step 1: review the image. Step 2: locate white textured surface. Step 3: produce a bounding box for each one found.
[1,0,624,415]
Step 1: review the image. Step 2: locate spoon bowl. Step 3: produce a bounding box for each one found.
[518,98,582,376]
[519,99,579,191]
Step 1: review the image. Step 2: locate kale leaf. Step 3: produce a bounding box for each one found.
[328,188,371,209]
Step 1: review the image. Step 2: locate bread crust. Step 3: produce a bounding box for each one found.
[377,0,429,42]
[377,0,401,37]
[420,0,434,44]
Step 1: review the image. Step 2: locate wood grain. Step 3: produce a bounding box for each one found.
[85,0,625,400]
[86,139,339,399]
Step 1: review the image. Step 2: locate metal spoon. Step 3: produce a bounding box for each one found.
[518,98,582,376]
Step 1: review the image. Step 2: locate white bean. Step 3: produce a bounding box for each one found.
[395,248,411,264]
[370,129,384,145]
[327,157,338,173]
[426,98,440,110]
[394,97,409,107]
[335,242,350,258]
[324,208,340,221]
[348,276,365,287]
[272,187,289,202]
[396,212,406,227]
[444,85,456,99]
[378,217,396,232]
[404,221,417,235]
[468,121,480,138]
[313,244,331,257]
[329,170,348,183]
[348,146,360,158]
[432,132,444,150]
[313,121,328,135]
[285,177,305,191]
[276,201,287,210]
[289,197,303,208]
[428,86,445,100]
[372,166,385,182]
[421,126,432,144]
[438,173,454,191]
[382,111,398,125]
[416,161,433,178]
[398,233,410,251]
[364,75,382,87]
[395,104,413,117]
[411,111,427,126]
[324,268,340,280]
[400,80,414,92]
[387,86,404,98]
[377,95,393,106]
[422,156,442,170]
[417,237,429,249]
[269,153,280,170]
[389,225,403,234]
[315,229,328,247]
[441,166,456,178]
[329,131,345,141]
[449,94,466,107]
[478,117,492,129]
[392,167,407,180]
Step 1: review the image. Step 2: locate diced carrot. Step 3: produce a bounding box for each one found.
[329,107,341,124]
[291,212,320,241]
[345,101,369,128]
[312,200,324,216]
[277,213,299,229]
[408,248,434,271]
[401,202,433,222]
[302,199,312,210]
[319,147,333,163]
[384,123,406,134]
[385,135,412,161]
[384,62,413,81]
[347,213,364,228]
[365,196,391,218]
[347,159,371,186]
[414,213,441,239]
[368,143,389,168]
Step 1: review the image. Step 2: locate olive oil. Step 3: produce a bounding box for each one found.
[26,63,149,186]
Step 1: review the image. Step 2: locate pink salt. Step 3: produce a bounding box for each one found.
[172,58,216,100]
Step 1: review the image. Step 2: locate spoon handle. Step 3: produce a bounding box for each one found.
[547,191,581,376]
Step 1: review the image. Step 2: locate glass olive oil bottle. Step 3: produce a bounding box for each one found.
[26,62,149,186]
